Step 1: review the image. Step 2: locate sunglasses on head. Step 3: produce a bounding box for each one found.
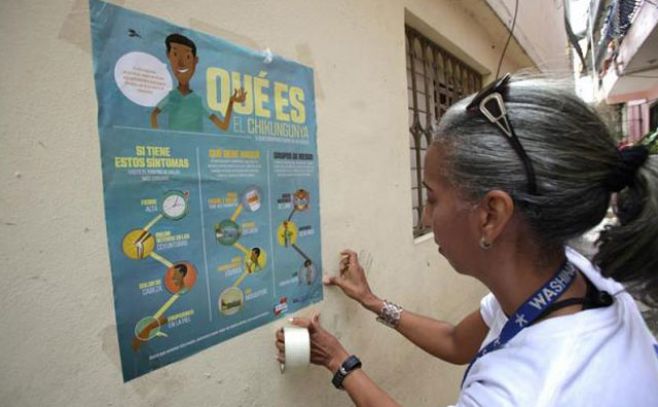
[466,73,537,195]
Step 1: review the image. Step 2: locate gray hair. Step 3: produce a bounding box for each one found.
[433,75,658,306]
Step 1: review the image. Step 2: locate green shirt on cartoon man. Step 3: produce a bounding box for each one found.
[150,33,246,132]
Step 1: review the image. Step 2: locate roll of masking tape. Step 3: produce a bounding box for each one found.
[280,326,310,373]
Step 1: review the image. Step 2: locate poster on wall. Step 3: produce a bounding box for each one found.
[89,0,322,381]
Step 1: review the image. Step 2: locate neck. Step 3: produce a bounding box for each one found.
[178,83,191,95]
[480,247,580,316]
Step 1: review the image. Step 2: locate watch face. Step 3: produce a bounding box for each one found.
[162,191,187,219]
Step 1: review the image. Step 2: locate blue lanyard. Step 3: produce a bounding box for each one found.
[461,260,578,387]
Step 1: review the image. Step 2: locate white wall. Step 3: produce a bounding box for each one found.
[485,0,571,73]
[0,1,565,406]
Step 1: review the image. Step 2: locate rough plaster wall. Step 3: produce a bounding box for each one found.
[0,0,544,406]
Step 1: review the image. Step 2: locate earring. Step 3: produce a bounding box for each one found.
[479,237,492,250]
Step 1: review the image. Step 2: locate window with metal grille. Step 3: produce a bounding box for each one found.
[406,26,482,237]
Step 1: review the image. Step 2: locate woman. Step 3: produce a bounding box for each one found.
[275,74,658,406]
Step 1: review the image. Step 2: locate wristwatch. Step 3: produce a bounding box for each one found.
[332,355,362,389]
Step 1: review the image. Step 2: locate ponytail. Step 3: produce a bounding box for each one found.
[595,152,658,306]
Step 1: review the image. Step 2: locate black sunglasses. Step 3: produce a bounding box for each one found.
[466,73,537,195]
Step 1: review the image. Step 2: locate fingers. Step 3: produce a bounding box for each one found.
[289,313,322,335]
[307,312,321,332]
[275,328,284,363]
[340,249,360,269]
[324,275,349,292]
[289,316,312,329]
[275,328,284,347]
[323,275,334,285]
[339,254,349,275]
[309,313,325,335]
[340,249,358,262]
[323,274,340,286]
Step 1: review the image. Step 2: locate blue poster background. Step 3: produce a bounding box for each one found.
[89,0,322,381]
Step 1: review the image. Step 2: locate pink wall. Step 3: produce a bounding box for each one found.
[627,102,651,142]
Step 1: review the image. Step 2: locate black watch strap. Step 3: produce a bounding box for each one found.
[332,355,362,389]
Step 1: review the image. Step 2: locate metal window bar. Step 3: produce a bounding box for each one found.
[406,26,482,237]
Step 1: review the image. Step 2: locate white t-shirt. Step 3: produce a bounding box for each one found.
[456,247,658,406]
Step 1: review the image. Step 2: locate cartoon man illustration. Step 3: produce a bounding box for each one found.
[246,247,262,274]
[281,221,293,247]
[150,33,246,132]
[171,263,189,294]
[298,259,315,286]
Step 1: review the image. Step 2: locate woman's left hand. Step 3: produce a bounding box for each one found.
[275,314,350,373]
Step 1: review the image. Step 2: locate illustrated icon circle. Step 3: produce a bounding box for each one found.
[134,315,164,342]
[215,219,242,246]
[163,262,197,295]
[293,189,310,211]
[277,221,298,247]
[298,260,316,286]
[241,186,262,212]
[161,190,188,220]
[244,247,267,274]
[122,229,156,259]
[219,287,244,315]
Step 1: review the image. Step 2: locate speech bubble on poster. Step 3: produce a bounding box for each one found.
[114,51,172,106]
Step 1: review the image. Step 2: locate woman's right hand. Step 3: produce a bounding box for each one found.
[276,314,350,373]
[324,249,380,308]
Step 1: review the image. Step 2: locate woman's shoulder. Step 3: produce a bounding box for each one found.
[461,320,658,406]
[565,246,624,294]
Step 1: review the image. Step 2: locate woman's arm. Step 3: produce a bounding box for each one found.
[341,369,401,407]
[274,312,485,407]
[362,294,488,364]
[328,250,488,364]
